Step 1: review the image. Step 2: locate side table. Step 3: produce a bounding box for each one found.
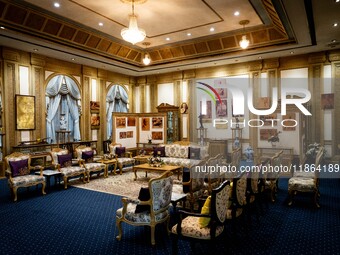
[95,158,118,176]
[35,169,62,190]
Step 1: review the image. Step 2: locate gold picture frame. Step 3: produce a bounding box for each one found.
[15,95,35,130]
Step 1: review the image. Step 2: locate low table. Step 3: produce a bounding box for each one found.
[133,155,151,164]
[95,158,118,176]
[35,169,62,190]
[133,163,182,181]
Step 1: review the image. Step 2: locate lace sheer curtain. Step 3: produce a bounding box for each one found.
[106,85,129,139]
[46,75,82,143]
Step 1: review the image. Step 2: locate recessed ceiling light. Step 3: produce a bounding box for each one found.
[210,27,215,32]
[98,22,103,26]
[54,2,60,8]
[33,49,38,52]
[71,58,75,61]
[166,37,170,41]
[234,11,240,16]
[335,0,340,3]
[258,56,262,59]
[333,23,338,27]
[187,33,191,36]
[0,26,5,29]
[332,39,336,42]
[290,51,294,54]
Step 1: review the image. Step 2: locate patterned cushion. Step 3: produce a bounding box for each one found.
[161,157,201,168]
[9,159,29,177]
[288,177,316,192]
[57,154,73,168]
[153,146,166,157]
[84,162,105,172]
[199,196,211,227]
[135,187,150,213]
[116,147,126,157]
[188,147,201,160]
[150,176,173,211]
[226,208,243,219]
[59,166,85,177]
[165,144,177,157]
[117,158,135,165]
[10,175,45,187]
[51,150,68,164]
[116,203,169,223]
[177,146,189,159]
[82,151,94,163]
[171,216,224,240]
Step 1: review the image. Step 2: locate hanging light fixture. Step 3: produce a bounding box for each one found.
[239,20,250,49]
[121,0,146,45]
[142,42,151,65]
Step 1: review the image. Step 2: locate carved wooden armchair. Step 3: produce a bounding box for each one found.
[75,145,106,181]
[171,180,231,254]
[5,152,46,201]
[116,171,173,245]
[50,148,86,189]
[288,146,324,208]
[109,142,135,174]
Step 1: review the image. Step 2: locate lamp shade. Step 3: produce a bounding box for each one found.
[121,14,146,45]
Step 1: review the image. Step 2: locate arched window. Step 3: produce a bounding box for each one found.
[106,85,129,139]
[45,75,82,143]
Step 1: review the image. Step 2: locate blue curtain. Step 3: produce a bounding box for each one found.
[106,85,129,139]
[46,75,81,143]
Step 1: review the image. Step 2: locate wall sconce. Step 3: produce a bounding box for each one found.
[142,42,151,65]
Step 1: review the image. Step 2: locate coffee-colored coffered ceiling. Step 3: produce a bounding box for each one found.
[0,0,339,76]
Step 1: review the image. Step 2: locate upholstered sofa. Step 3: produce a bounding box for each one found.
[153,141,209,168]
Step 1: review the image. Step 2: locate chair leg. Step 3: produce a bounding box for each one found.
[116,218,123,241]
[314,191,320,208]
[63,176,68,189]
[171,234,179,255]
[12,187,18,202]
[150,225,156,245]
[287,190,294,206]
[41,182,46,195]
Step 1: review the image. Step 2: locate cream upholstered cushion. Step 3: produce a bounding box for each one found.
[59,166,85,177]
[116,203,169,223]
[10,175,45,187]
[171,216,224,240]
[288,177,316,192]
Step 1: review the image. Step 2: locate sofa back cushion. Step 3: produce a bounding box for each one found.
[153,146,165,157]
[188,147,201,160]
[165,144,188,159]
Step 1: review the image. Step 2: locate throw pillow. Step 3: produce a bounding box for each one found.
[153,146,165,157]
[182,168,190,193]
[82,150,94,163]
[57,153,73,168]
[188,147,201,160]
[115,147,126,158]
[135,187,150,213]
[9,159,29,177]
[198,196,211,228]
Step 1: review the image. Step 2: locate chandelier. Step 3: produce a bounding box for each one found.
[121,0,146,45]
[239,20,250,49]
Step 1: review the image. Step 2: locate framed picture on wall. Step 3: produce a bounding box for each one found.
[90,101,100,112]
[260,129,277,140]
[91,114,100,129]
[15,95,35,130]
[260,113,278,126]
[127,131,133,138]
[152,131,163,140]
[321,93,334,110]
[119,132,127,139]
[283,113,296,131]
[127,117,136,126]
[116,117,126,128]
[141,117,150,131]
[152,117,163,128]
[216,99,227,117]
[257,97,271,109]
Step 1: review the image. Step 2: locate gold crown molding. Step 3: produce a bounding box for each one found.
[120,0,147,4]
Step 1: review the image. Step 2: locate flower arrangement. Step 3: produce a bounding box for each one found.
[148,156,164,167]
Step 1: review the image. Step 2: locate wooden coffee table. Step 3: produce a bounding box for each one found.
[133,163,182,181]
[95,158,118,176]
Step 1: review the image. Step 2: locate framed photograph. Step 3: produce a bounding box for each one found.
[141,117,150,131]
[260,129,277,140]
[260,113,278,126]
[90,101,100,112]
[152,117,163,128]
[15,95,35,130]
[127,117,136,126]
[200,100,212,120]
[257,97,271,109]
[152,131,163,140]
[126,131,133,138]
[116,117,126,128]
[216,88,227,99]
[283,113,296,131]
[91,114,100,129]
[119,132,127,139]
[216,99,227,117]
[321,93,334,110]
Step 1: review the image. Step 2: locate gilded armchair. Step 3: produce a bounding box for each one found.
[75,145,106,181]
[50,148,86,189]
[5,152,46,201]
[116,171,173,245]
[263,150,283,202]
[109,142,135,174]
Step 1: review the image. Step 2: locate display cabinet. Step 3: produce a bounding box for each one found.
[156,103,179,143]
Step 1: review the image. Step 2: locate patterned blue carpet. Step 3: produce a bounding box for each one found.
[0,177,339,255]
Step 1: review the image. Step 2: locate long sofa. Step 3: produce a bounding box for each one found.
[153,141,209,168]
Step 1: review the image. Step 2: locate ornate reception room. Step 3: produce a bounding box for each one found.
[0,0,340,254]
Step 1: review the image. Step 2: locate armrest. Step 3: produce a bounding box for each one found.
[33,165,44,175]
[124,152,132,158]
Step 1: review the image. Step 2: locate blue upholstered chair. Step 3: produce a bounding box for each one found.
[5,152,46,201]
[116,171,173,245]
